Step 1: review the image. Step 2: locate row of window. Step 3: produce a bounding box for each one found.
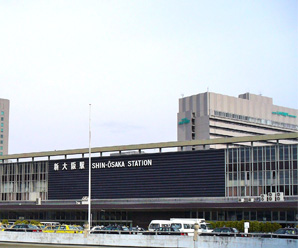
[0,209,296,226]
[225,145,298,197]
[227,145,297,163]
[213,110,298,130]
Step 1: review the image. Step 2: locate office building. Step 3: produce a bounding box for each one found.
[178,92,298,149]
[0,99,9,156]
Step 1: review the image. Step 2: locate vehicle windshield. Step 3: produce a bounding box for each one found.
[149,224,160,229]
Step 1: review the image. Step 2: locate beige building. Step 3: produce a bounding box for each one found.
[0,99,9,155]
[178,92,298,149]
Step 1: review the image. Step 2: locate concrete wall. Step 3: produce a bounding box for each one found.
[0,231,297,248]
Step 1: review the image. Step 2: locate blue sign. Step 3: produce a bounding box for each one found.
[179,118,190,125]
[272,111,296,118]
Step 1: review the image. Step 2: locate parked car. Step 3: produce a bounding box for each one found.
[43,225,82,234]
[274,228,298,235]
[4,224,42,232]
[212,227,239,236]
[154,226,186,235]
[91,225,130,234]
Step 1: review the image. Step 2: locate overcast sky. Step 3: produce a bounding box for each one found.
[0,0,297,154]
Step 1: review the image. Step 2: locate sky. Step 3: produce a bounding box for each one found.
[0,0,297,154]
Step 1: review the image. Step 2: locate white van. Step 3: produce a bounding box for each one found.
[170,218,213,234]
[148,220,171,231]
[198,222,213,233]
[170,218,206,224]
[170,220,196,235]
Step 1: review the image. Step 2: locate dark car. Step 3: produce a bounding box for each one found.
[260,228,298,239]
[212,227,239,236]
[4,224,42,232]
[274,228,298,236]
[154,226,185,235]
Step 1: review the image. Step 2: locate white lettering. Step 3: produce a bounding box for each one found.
[55,159,152,171]
[92,162,106,169]
[79,161,85,170]
[127,159,152,167]
[62,163,67,170]
[71,162,76,170]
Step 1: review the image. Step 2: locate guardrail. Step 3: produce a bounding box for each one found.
[200,232,298,239]
[88,230,298,239]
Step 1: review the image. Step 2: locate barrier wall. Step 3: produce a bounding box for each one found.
[0,231,297,248]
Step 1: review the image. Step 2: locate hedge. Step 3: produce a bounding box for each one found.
[209,220,282,233]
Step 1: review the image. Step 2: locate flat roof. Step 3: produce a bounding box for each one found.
[1,132,297,161]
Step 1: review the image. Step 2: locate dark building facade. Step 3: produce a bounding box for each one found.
[0,134,297,228]
[48,149,225,200]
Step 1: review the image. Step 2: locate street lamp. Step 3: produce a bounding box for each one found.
[88,104,92,231]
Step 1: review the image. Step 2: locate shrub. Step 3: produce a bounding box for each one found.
[211,221,281,233]
[1,219,9,225]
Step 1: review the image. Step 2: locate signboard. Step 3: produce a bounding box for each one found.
[48,149,225,200]
[179,118,190,125]
[272,111,296,118]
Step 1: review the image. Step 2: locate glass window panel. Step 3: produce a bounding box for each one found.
[266,147,270,161]
[284,146,289,160]
[271,146,276,160]
[293,145,297,160]
[279,146,284,160]
[258,147,263,161]
[285,171,289,184]
[273,211,278,221]
[251,211,256,220]
[294,170,298,184]
[253,148,258,162]
[287,211,295,221]
[280,211,285,221]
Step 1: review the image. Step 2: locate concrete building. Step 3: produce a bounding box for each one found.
[178,92,298,149]
[0,99,9,156]
[0,133,297,227]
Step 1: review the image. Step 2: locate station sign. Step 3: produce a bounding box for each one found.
[272,111,296,118]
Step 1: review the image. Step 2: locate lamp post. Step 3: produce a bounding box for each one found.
[88,104,92,231]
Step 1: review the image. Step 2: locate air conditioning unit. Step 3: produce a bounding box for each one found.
[248,198,254,202]
[276,192,284,201]
[268,192,276,202]
[260,194,267,202]
[238,198,245,202]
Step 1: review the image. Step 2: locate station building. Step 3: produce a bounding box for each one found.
[0,133,297,228]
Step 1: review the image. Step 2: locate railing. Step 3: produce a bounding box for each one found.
[89,230,298,239]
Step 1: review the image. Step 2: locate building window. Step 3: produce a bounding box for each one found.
[1,111,4,115]
[1,123,3,127]
[0,152,2,156]
[1,117,3,121]
[1,129,3,132]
